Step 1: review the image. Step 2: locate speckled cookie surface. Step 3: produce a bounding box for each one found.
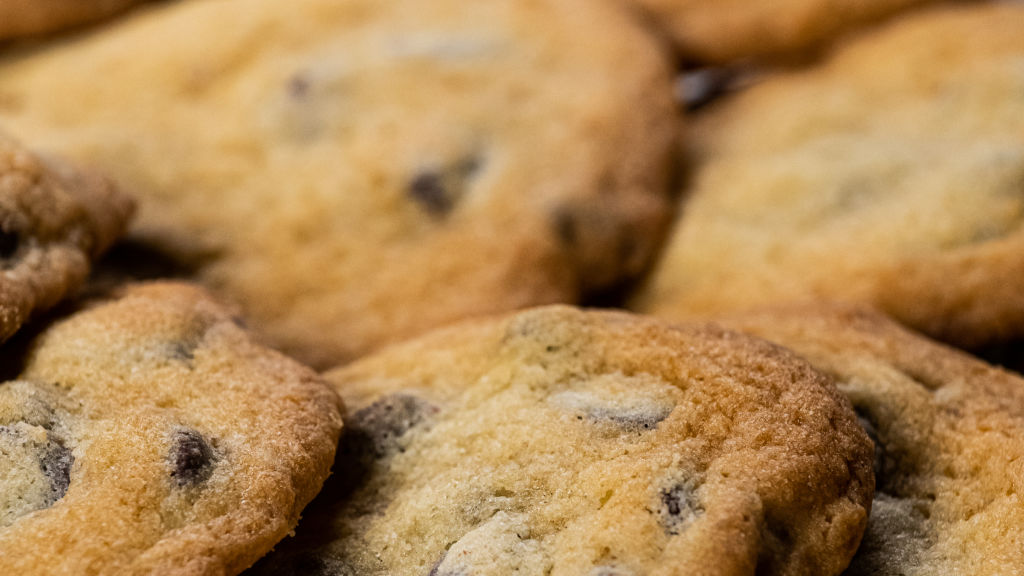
[723,307,1024,575]
[0,282,343,575]
[629,0,942,63]
[249,306,873,575]
[0,0,678,368]
[634,3,1024,349]
[0,130,133,345]
[0,0,150,39]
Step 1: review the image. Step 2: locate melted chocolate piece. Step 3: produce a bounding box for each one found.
[0,227,19,260]
[40,438,73,503]
[169,429,216,486]
[345,394,436,461]
[408,155,483,217]
[659,480,703,535]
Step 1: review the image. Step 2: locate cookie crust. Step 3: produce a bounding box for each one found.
[635,3,1024,350]
[723,306,1024,575]
[0,283,343,575]
[252,306,873,575]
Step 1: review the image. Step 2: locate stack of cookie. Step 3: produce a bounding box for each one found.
[0,0,1022,574]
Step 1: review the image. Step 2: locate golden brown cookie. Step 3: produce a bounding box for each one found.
[0,130,133,344]
[0,0,678,368]
[634,3,1024,350]
[0,282,342,575]
[722,306,1024,575]
[249,306,873,575]
[0,0,151,40]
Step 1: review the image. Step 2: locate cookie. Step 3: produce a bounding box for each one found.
[0,0,150,40]
[634,3,1024,350]
[722,306,1024,574]
[629,0,943,63]
[0,282,343,574]
[0,130,133,345]
[0,0,678,368]
[249,306,873,575]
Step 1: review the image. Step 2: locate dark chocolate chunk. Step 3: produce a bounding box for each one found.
[676,68,735,112]
[169,429,216,486]
[167,316,214,364]
[40,437,73,503]
[408,155,483,217]
[288,73,312,98]
[409,172,452,216]
[0,227,19,259]
[658,480,703,535]
[344,394,436,461]
[553,208,578,247]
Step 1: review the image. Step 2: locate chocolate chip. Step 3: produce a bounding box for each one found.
[344,394,436,461]
[553,208,578,246]
[551,390,672,434]
[675,68,735,112]
[169,429,215,486]
[0,227,20,259]
[409,172,452,216]
[40,438,73,503]
[167,316,214,364]
[658,480,703,535]
[288,73,312,98]
[408,155,483,218]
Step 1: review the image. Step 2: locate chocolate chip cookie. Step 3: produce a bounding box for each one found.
[0,0,151,40]
[0,0,678,368]
[723,306,1024,575]
[0,282,342,575]
[0,130,133,345]
[634,3,1024,350]
[631,0,948,63]
[249,306,873,575]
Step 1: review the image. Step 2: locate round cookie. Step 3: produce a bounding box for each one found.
[0,130,133,344]
[0,0,151,40]
[249,306,874,575]
[0,0,678,368]
[0,282,342,575]
[634,3,1024,350]
[628,0,945,63]
[722,306,1024,575]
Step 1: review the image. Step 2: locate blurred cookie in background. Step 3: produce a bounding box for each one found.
[0,129,133,344]
[723,306,1024,575]
[0,0,679,368]
[634,2,1024,351]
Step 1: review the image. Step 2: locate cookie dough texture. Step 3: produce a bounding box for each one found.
[724,307,1024,575]
[250,306,873,576]
[0,0,149,39]
[629,0,943,63]
[635,3,1024,349]
[0,282,343,575]
[0,130,133,344]
[0,0,678,368]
